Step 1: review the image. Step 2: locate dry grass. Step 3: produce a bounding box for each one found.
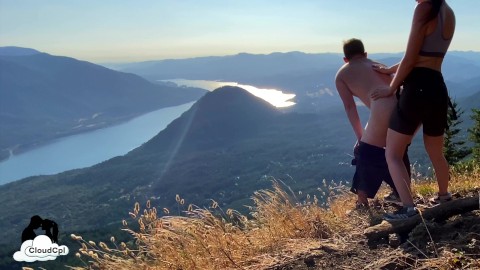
[69,163,480,270]
[410,161,480,202]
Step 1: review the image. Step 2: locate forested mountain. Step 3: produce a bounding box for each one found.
[0,47,207,161]
[0,87,358,250]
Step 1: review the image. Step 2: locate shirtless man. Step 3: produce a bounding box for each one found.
[335,38,410,207]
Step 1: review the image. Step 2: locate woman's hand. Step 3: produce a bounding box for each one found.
[372,63,398,75]
[371,85,394,100]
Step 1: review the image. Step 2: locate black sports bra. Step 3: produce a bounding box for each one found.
[418,11,452,58]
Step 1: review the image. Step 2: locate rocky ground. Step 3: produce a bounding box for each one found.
[258,198,480,270]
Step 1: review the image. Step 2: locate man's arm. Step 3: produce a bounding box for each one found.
[335,76,363,141]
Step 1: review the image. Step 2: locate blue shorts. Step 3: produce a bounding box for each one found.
[351,142,410,199]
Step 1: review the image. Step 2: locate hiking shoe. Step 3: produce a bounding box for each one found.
[383,191,403,206]
[429,192,452,205]
[384,206,418,220]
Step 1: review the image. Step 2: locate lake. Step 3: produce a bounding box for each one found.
[0,79,294,185]
[0,102,194,185]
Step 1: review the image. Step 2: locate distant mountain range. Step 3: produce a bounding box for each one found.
[0,47,207,160]
[107,51,480,114]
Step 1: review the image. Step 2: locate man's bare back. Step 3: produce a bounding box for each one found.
[335,56,396,148]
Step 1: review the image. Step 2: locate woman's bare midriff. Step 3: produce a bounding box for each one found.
[414,55,444,71]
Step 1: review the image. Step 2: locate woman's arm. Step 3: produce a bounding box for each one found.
[371,2,432,99]
[390,2,431,90]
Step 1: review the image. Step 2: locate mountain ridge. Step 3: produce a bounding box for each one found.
[0,49,207,160]
[0,46,41,56]
[111,51,480,113]
[135,86,280,155]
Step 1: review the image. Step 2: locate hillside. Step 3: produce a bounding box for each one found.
[0,86,361,262]
[1,83,478,268]
[463,90,480,112]
[0,47,207,160]
[133,85,280,155]
[49,164,480,269]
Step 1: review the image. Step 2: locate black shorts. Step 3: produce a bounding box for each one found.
[351,142,410,199]
[390,67,449,136]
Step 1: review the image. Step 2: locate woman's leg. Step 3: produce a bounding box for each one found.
[386,128,415,207]
[423,134,450,195]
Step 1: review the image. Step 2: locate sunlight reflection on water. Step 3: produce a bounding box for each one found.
[160,79,296,107]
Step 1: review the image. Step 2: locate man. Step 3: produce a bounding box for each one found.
[21,215,43,243]
[335,38,409,208]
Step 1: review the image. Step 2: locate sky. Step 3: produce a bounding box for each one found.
[0,0,479,63]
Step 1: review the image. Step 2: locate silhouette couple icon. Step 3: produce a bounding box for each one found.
[21,215,58,243]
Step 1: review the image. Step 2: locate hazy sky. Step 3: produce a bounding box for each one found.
[0,0,479,63]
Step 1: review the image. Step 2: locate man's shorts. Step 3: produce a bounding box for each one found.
[350,141,410,199]
[390,67,449,137]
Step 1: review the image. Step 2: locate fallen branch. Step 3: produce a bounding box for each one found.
[364,196,480,241]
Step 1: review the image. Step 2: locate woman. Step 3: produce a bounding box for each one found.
[42,219,59,243]
[370,0,455,219]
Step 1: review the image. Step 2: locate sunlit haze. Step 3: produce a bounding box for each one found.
[0,0,479,63]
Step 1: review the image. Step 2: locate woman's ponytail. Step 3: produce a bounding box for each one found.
[428,0,443,21]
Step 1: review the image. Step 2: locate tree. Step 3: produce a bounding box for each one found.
[468,108,480,162]
[443,100,471,164]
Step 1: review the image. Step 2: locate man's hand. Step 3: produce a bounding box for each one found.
[371,85,394,100]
